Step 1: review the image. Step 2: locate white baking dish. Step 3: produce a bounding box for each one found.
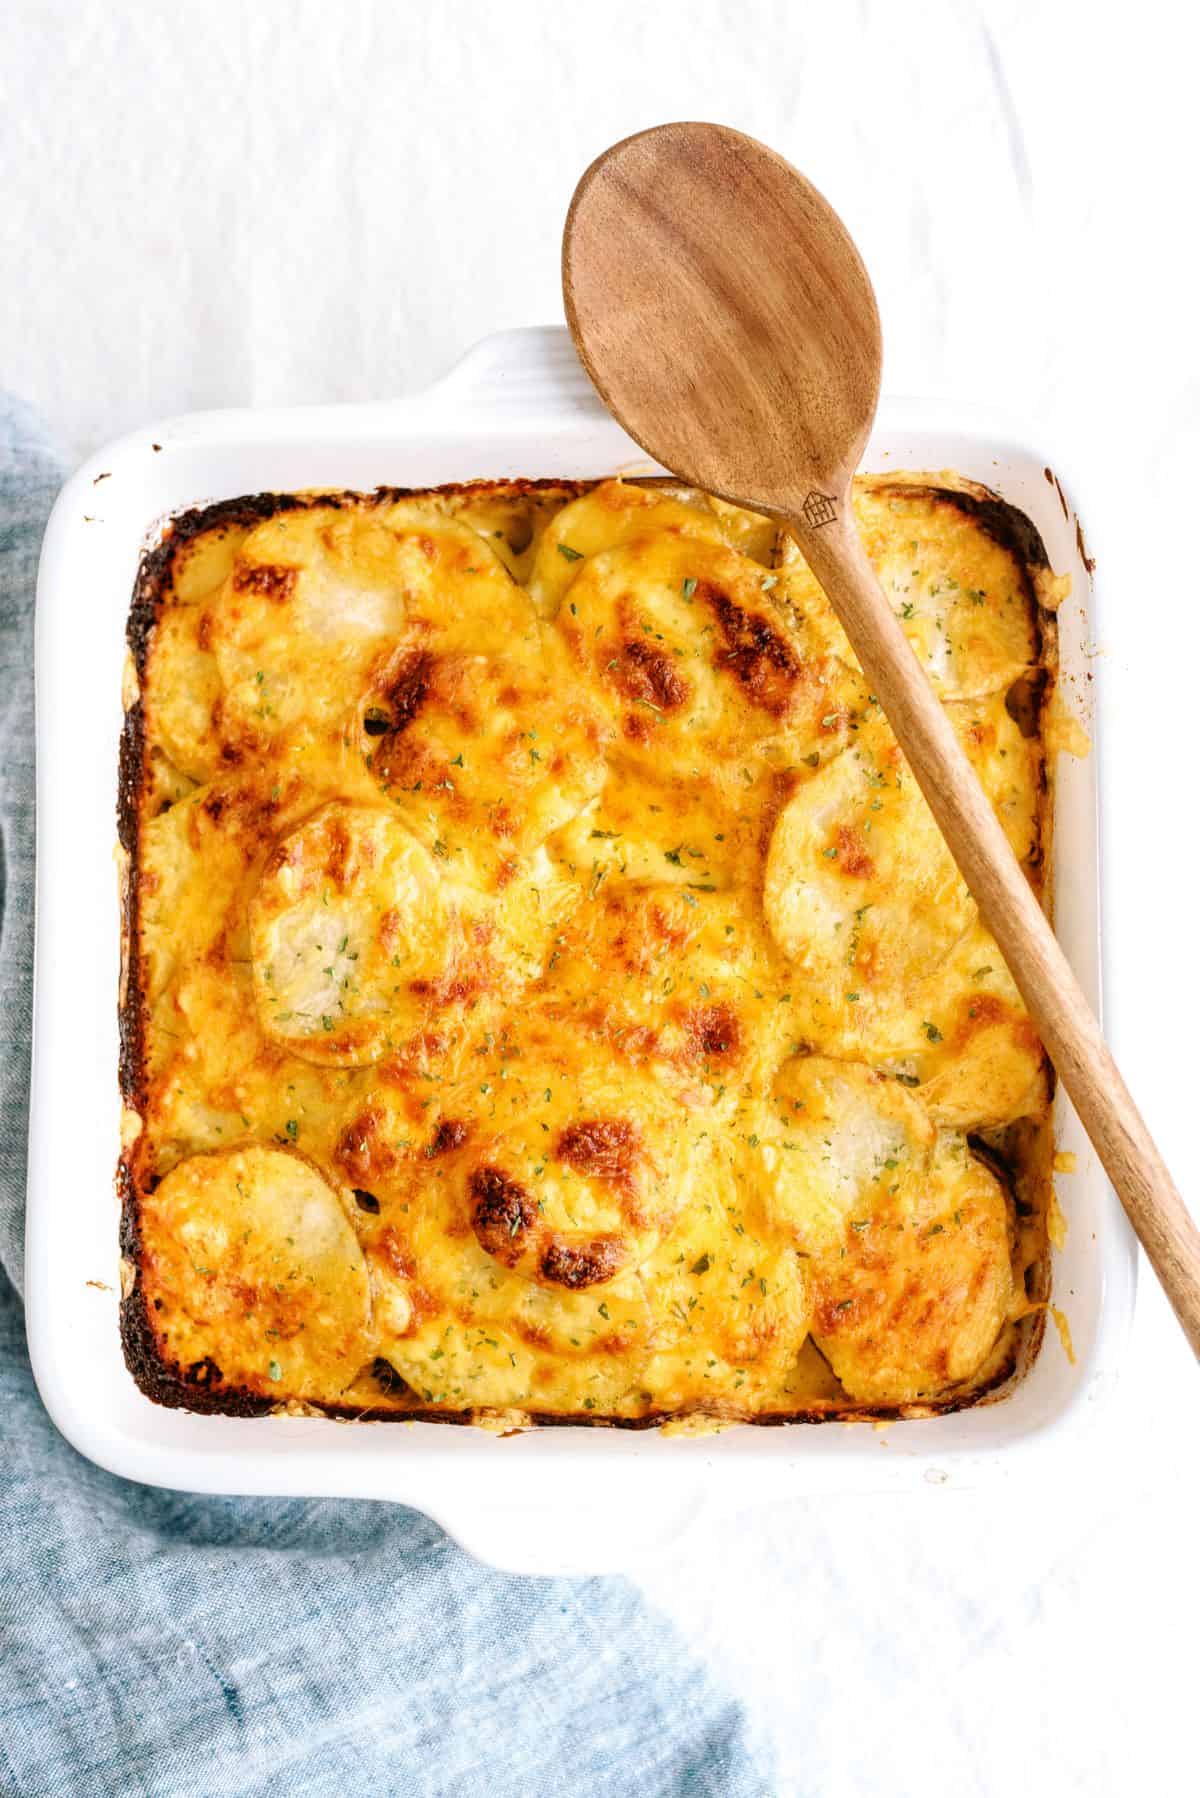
[26,326,1135,1576]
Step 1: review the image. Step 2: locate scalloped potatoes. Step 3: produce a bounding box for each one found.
[120,475,1056,1423]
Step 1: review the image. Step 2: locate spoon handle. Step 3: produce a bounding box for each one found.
[793,502,1200,1358]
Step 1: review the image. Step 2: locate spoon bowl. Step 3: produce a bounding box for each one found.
[564,121,880,516]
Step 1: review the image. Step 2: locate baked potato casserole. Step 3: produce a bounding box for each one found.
[117,474,1060,1426]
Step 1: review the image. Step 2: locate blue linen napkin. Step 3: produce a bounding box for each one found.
[0,398,772,1798]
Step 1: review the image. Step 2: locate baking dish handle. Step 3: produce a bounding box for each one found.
[424,325,609,425]
[429,1490,710,1578]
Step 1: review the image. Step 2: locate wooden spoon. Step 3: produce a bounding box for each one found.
[563,120,1200,1357]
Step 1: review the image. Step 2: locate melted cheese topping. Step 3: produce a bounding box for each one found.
[125,476,1055,1422]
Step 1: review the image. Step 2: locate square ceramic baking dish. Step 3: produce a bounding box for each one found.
[26,326,1136,1575]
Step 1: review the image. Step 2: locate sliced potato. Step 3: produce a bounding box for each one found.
[359,629,611,889]
[143,603,223,783]
[740,1055,935,1254]
[778,484,1039,697]
[170,521,251,605]
[528,479,731,614]
[212,507,409,742]
[250,802,473,1066]
[763,720,977,1030]
[211,504,528,746]
[139,777,268,999]
[143,959,352,1172]
[554,533,857,775]
[346,1034,679,1406]
[139,1145,372,1400]
[737,1055,1014,1402]
[900,937,1049,1128]
[440,484,582,586]
[350,1019,704,1316]
[444,1025,701,1284]
[945,687,1043,863]
[374,498,537,656]
[536,878,783,1105]
[809,1133,1014,1404]
[375,1256,654,1415]
[640,1162,814,1414]
[550,741,795,906]
[762,700,1047,1122]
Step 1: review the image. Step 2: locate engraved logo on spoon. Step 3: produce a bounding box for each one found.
[801,491,838,529]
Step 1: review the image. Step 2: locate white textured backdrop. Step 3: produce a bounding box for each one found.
[4,3,1198,1792]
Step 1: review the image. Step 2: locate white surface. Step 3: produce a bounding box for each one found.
[28,324,1132,1581]
[5,2,1199,1793]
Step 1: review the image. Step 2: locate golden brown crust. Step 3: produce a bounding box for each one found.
[118,475,1058,1427]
